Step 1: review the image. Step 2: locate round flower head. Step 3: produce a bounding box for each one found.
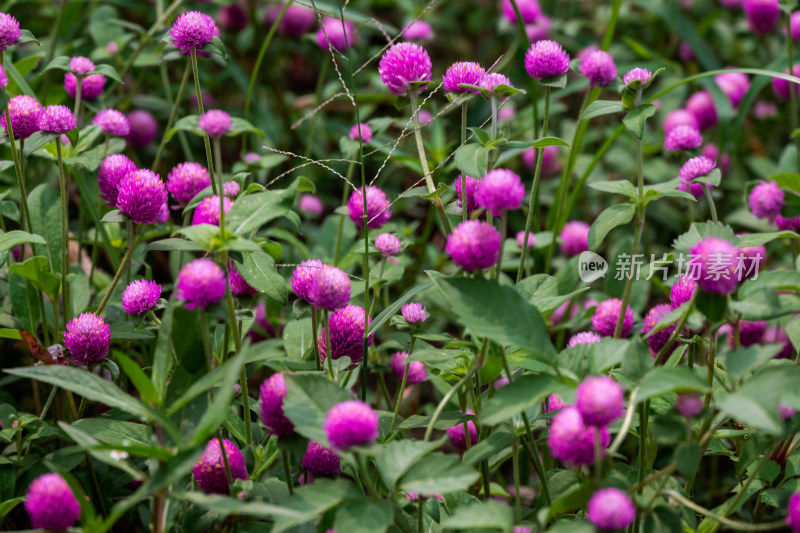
[64,312,111,364]
[379,42,432,96]
[192,195,232,226]
[347,186,392,229]
[324,400,379,451]
[499,106,515,121]
[773,65,800,100]
[454,175,480,216]
[259,372,294,436]
[754,100,778,119]
[402,302,429,324]
[587,488,636,531]
[390,351,427,384]
[664,124,702,151]
[167,162,212,205]
[0,65,7,88]
[308,264,351,311]
[445,220,502,271]
[670,275,698,308]
[580,50,617,86]
[792,11,800,40]
[738,243,766,280]
[218,3,247,31]
[715,71,750,108]
[703,143,731,172]
[244,152,261,164]
[318,304,373,366]
[663,109,699,133]
[479,73,514,99]
[299,194,323,216]
[592,298,634,338]
[443,61,486,94]
[765,326,795,358]
[643,303,677,358]
[70,56,95,76]
[24,473,81,531]
[117,170,168,224]
[446,411,478,451]
[559,220,590,257]
[576,375,625,427]
[734,320,768,347]
[97,154,137,207]
[679,42,695,62]
[193,438,247,494]
[745,0,780,34]
[524,39,570,79]
[548,406,610,466]
[122,279,162,314]
[778,214,800,231]
[516,230,536,249]
[38,105,76,134]
[749,181,784,223]
[675,392,704,418]
[781,404,797,420]
[546,393,565,412]
[475,169,525,216]
[567,331,602,348]
[2,95,42,139]
[175,258,226,310]
[290,259,323,302]
[64,72,106,100]
[302,441,341,476]
[523,145,562,175]
[688,237,739,294]
[502,0,541,23]
[93,109,130,136]
[199,109,231,138]
[316,16,356,51]
[349,123,373,143]
[223,180,240,198]
[686,90,718,129]
[623,67,652,86]
[494,375,510,389]
[266,4,315,37]
[0,13,21,51]
[229,261,256,296]
[403,20,433,41]
[525,15,552,43]
[678,156,716,198]
[170,10,218,54]
[375,233,401,257]
[126,110,158,148]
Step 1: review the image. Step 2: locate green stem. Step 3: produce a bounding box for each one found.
[424,363,481,441]
[496,212,507,280]
[46,0,66,64]
[703,184,718,222]
[489,96,498,144]
[705,325,716,409]
[513,437,521,523]
[324,309,334,379]
[281,448,294,495]
[788,0,800,171]
[96,221,135,315]
[224,271,251,446]
[218,434,234,489]
[461,103,468,222]
[214,137,225,232]
[518,425,551,505]
[355,453,379,498]
[189,49,218,196]
[390,336,416,432]
[312,308,321,371]
[661,489,787,531]
[632,401,649,532]
[4,104,33,239]
[56,138,71,325]
[73,76,82,121]
[153,61,191,171]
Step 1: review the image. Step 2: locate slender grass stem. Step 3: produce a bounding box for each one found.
[190,49,218,196]
[703,184,718,222]
[390,336,416,432]
[96,221,136,315]
[281,448,294,495]
[512,437,521,522]
[660,489,787,531]
[312,308,321,371]
[324,309,334,379]
[56,138,71,325]
[224,269,251,446]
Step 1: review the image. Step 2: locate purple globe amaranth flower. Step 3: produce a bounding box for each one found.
[738,320,768,347]
[349,122,373,143]
[193,438,247,494]
[738,242,766,280]
[686,90,718,129]
[324,400,379,451]
[302,440,341,475]
[715,71,750,108]
[580,50,617,86]
[299,194,322,216]
[97,154,137,207]
[679,42,696,62]
[2,95,41,139]
[170,11,219,55]
[290,259,323,302]
[778,214,800,231]
[623,67,653,87]
[670,275,698,308]
[402,302,429,324]
[548,406,610,467]
[446,411,478,452]
[126,110,158,148]
[745,0,780,34]
[567,331,602,348]
[749,181,784,223]
[525,15,552,43]
[663,109,699,133]
[223,181,240,198]
[587,488,636,531]
[64,72,106,100]
[64,312,111,364]
[403,20,433,41]
[676,392,704,418]
[375,233,401,257]
[93,109,130,136]
[765,326,794,358]
[780,405,797,420]
[318,304,373,366]
[643,303,677,358]
[229,261,256,296]
[499,106,516,121]
[478,73,514,99]
[516,230,536,249]
[379,42,432,96]
[494,375,510,389]
[259,372,294,436]
[474,168,525,216]
[754,100,778,119]
[546,393,565,412]
[316,16,356,52]
[391,351,427,384]
[445,220,502,271]
[559,220,590,257]
[38,105,76,134]
[592,298,634,338]
[308,264,351,311]
[117,170,168,224]
[70,56,94,76]
[688,237,740,294]
[454,174,480,216]
[24,473,81,531]
[244,152,261,164]
[792,11,800,40]
[167,162,211,205]
[0,65,7,88]
[192,195,232,226]
[122,279,162,314]
[502,0,541,23]
[0,12,21,51]
[266,3,314,37]
[443,61,486,94]
[523,145,562,175]
[773,65,800,100]
[720,0,744,7]
[199,109,231,138]
[176,258,226,310]
[347,186,392,229]
[524,39,570,80]
[218,2,247,31]
[703,143,731,172]
[576,375,625,427]
[664,124,702,151]
[678,155,716,198]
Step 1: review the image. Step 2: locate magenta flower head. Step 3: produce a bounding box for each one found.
[122,279,162,314]
[576,375,624,427]
[443,61,485,94]
[0,65,7,89]
[686,90,718,129]
[290,259,323,302]
[176,258,226,310]
[580,50,617,86]
[38,105,76,134]
[126,110,158,148]
[502,0,541,23]
[525,15,552,43]
[391,351,427,384]
[349,123,373,143]
[679,42,696,62]
[670,275,698,308]
[170,11,218,54]
[192,195,232,226]
[559,220,590,257]
[715,71,750,108]
[445,220,502,271]
[375,233,401,257]
[266,3,315,37]
[474,168,525,215]
[318,304,373,365]
[688,237,739,294]
[643,303,677,357]
[316,16,356,51]
[24,473,81,531]
[675,392,704,418]
[93,109,130,136]
[592,298,634,338]
[218,3,247,31]
[478,73,514,100]
[193,438,247,494]
[347,186,392,229]
[703,143,731,172]
[2,95,41,139]
[223,180,240,198]
[789,493,800,533]
[446,411,478,451]
[525,39,570,80]
[548,406,610,467]
[516,230,536,249]
[664,124,702,151]
[64,312,111,364]
[117,170,168,224]
[379,42,432,96]
[403,20,433,41]
[259,372,294,436]
[678,155,716,198]
[754,100,778,119]
[97,154,137,207]
[567,331,602,348]
[778,214,800,231]
[199,109,231,138]
[587,488,636,531]
[302,441,341,476]
[299,194,322,216]
[623,67,653,88]
[792,11,800,40]
[546,393,565,412]
[324,400,379,451]
[454,174,480,216]
[167,162,211,205]
[0,12,20,51]
[738,242,766,280]
[749,181,784,223]
[402,302,429,324]
[70,56,94,76]
[765,326,794,358]
[228,261,256,296]
[773,65,800,100]
[664,109,699,133]
[745,0,780,34]
[64,72,106,100]
[308,264,351,311]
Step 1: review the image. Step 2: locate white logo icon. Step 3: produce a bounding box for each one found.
[578,251,608,283]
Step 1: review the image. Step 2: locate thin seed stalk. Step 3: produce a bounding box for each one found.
[390,336,416,431]
[153,61,191,171]
[73,76,83,120]
[281,448,294,494]
[96,221,136,315]
[703,184,718,222]
[56,138,71,325]
[189,49,218,196]
[213,137,225,232]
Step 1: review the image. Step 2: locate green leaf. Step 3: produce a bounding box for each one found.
[282,373,353,446]
[90,63,123,84]
[623,104,657,139]
[57,422,146,481]
[189,347,246,446]
[101,209,128,223]
[22,132,57,156]
[398,454,480,494]
[772,172,800,195]
[272,480,362,533]
[41,55,71,73]
[739,271,800,299]
[0,230,46,253]
[539,73,568,88]
[9,256,61,299]
[672,221,735,254]
[454,143,490,178]
[398,411,472,430]
[440,500,513,531]
[226,186,297,236]
[151,301,175,406]
[377,439,445,490]
[587,203,636,251]
[637,367,706,403]
[71,418,165,459]
[5,58,36,97]
[462,431,515,466]
[589,338,629,374]
[146,238,204,252]
[164,114,202,142]
[18,29,40,46]
[228,117,265,139]
[368,282,434,336]
[238,250,288,305]
[693,168,722,187]
[115,352,158,406]
[735,231,799,248]
[717,392,783,435]
[725,344,785,380]
[206,36,229,62]
[529,136,570,148]
[696,290,727,321]
[588,180,637,199]
[335,499,394,533]
[170,491,302,520]
[481,374,561,425]
[580,100,626,122]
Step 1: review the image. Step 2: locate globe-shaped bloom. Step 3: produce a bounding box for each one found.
[126,110,159,148]
[299,194,322,216]
[218,3,247,31]
[223,180,240,198]
[587,488,636,531]
[792,11,800,40]
[559,220,590,257]
[474,168,525,215]
[175,258,226,310]
[349,123,373,143]
[678,155,716,198]
[192,438,247,494]
[259,372,294,436]
[308,264,351,311]
[580,50,617,86]
[122,279,162,314]
[576,376,625,427]
[318,304,373,366]
[525,14,552,43]
[502,0,541,23]
[93,109,130,136]
[97,154,137,207]
[523,145,562,175]
[790,492,800,533]
[744,0,780,35]
[0,12,21,51]
[443,61,485,94]
[548,406,610,467]
[546,393,565,412]
[229,261,256,296]
[670,275,698,308]
[688,237,739,294]
[749,181,784,223]
[754,100,778,119]
[715,71,750,108]
[38,105,76,133]
[445,411,478,451]
[169,10,219,54]
[516,230,536,249]
[69,56,95,76]
[663,109,700,133]
[2,95,41,139]
[401,302,429,325]
[116,170,168,224]
[199,109,231,138]
[773,65,800,100]
[64,312,111,364]
[403,20,433,41]
[643,303,677,358]
[686,90,718,129]
[454,174,480,216]
[347,186,392,229]
[390,351,427,384]
[622,67,652,86]
[64,72,106,100]
[375,233,401,257]
[478,73,514,100]
[302,440,341,476]
[664,124,702,151]
[679,42,695,63]
[738,243,766,280]
[379,42,432,96]
[592,298,634,338]
[167,162,212,205]
[778,215,800,231]
[703,143,731,172]
[192,195,232,226]
[675,392,704,418]
[445,220,502,271]
[765,326,794,358]
[290,259,323,302]
[266,3,315,37]
[24,473,81,531]
[324,400,379,451]
[316,16,356,51]
[567,331,602,348]
[524,39,570,79]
